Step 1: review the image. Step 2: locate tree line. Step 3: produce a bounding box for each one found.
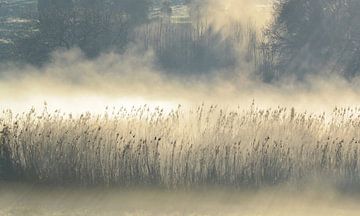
[3,0,360,81]
[13,0,150,63]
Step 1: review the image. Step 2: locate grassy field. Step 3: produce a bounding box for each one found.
[1,104,360,189]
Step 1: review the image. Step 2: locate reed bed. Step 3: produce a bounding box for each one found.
[1,104,360,188]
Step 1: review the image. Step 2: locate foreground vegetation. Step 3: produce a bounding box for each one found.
[1,104,360,188]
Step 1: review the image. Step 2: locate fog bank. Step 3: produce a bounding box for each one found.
[1,183,359,216]
[1,49,360,114]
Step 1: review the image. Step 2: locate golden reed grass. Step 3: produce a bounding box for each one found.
[1,104,360,188]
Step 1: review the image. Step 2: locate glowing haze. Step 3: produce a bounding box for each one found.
[200,0,273,28]
[1,48,360,115]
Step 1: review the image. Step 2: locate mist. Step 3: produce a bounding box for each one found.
[1,48,360,114]
[191,0,273,28]
[1,183,360,216]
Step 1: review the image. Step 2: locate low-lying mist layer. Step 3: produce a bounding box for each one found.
[2,49,360,115]
[1,104,360,189]
[1,184,360,216]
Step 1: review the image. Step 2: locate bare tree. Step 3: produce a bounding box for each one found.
[262,0,360,80]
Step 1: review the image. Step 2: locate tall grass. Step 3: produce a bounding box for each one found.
[1,104,360,188]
